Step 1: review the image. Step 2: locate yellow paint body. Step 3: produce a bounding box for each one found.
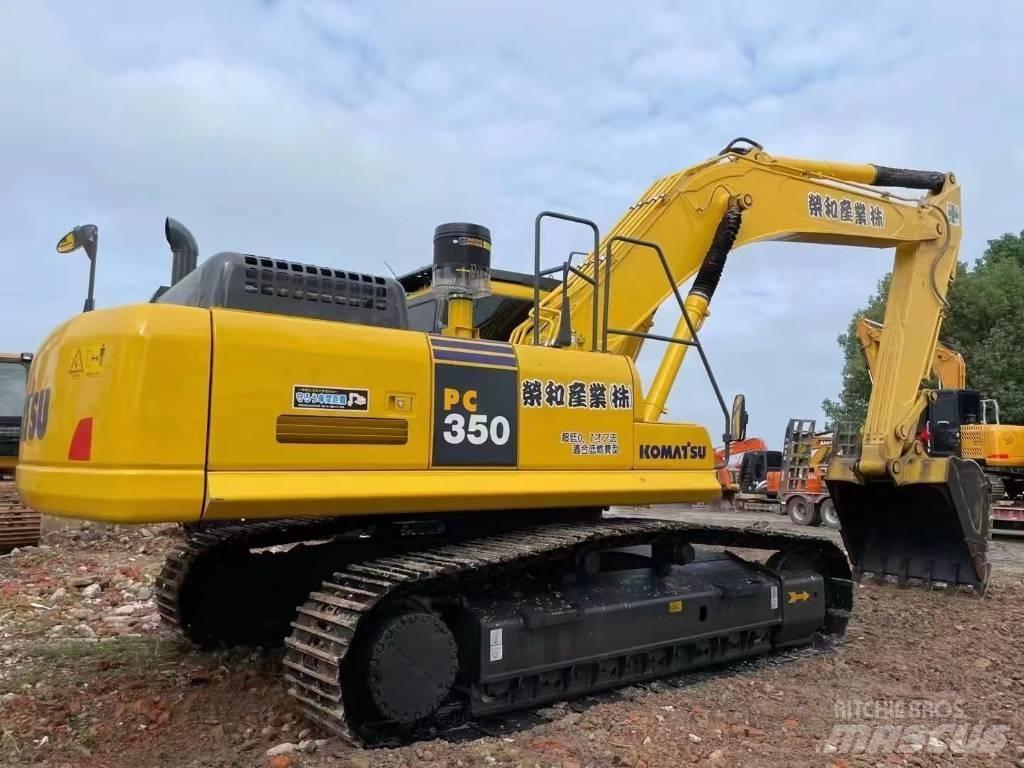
[17,304,717,524]
[960,424,1024,467]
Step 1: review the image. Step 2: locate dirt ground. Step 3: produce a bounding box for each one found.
[1,508,1022,768]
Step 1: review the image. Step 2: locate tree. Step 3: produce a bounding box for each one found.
[824,231,1024,426]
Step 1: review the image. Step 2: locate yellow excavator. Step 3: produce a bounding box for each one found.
[0,352,41,551]
[17,140,987,743]
[858,316,1024,518]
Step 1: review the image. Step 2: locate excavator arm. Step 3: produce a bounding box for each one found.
[714,437,768,465]
[856,316,966,389]
[513,140,989,589]
[512,140,960,471]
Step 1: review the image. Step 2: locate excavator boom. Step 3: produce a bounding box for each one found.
[513,139,987,589]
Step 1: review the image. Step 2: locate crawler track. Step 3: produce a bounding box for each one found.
[155,516,851,744]
[0,481,41,552]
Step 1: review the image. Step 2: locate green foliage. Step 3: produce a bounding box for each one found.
[824,231,1024,426]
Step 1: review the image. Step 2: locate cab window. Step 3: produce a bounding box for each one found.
[0,362,27,419]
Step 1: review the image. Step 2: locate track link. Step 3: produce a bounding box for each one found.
[155,518,365,643]
[0,481,41,552]
[282,518,852,744]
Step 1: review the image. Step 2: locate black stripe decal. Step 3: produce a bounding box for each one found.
[433,349,517,367]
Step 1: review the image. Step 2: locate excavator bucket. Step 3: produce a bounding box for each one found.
[827,457,990,593]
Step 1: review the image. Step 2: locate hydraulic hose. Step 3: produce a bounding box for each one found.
[689,204,742,302]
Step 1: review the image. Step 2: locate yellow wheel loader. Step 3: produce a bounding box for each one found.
[0,352,41,551]
[17,140,987,743]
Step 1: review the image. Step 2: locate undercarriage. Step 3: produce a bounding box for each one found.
[155,513,852,745]
[0,480,41,552]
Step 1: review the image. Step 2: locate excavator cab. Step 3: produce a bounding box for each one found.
[926,389,983,456]
[0,354,30,481]
[0,352,41,551]
[738,450,782,494]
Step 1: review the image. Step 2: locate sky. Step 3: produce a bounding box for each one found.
[2,0,1023,445]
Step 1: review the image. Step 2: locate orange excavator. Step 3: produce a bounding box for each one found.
[715,437,782,511]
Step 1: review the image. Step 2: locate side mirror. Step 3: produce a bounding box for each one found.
[56,224,99,313]
[730,394,748,442]
[56,224,98,261]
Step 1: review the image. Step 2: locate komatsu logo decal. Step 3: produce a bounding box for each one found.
[639,442,707,460]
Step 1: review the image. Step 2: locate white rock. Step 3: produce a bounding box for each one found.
[138,527,154,538]
[266,742,297,757]
[102,615,134,625]
[928,736,947,752]
[76,624,97,639]
[51,588,67,601]
[688,733,702,744]
[82,584,102,598]
[137,587,153,601]
[1,692,16,704]
[113,602,146,616]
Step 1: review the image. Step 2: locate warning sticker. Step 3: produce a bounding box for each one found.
[68,343,106,378]
[489,628,503,662]
[293,385,368,411]
[770,585,779,610]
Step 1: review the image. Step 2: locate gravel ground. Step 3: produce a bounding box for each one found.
[1,509,1022,768]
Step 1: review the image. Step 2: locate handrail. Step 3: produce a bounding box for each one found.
[601,235,732,467]
[532,212,601,351]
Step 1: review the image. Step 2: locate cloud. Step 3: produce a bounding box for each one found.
[2,0,1022,445]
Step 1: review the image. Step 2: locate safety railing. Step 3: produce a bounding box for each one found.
[601,235,731,457]
[532,212,601,351]
[530,213,733,461]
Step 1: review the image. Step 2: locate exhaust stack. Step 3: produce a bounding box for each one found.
[165,217,198,285]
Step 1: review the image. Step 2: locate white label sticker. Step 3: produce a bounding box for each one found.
[490,643,503,662]
[771,585,779,610]
[489,628,503,646]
